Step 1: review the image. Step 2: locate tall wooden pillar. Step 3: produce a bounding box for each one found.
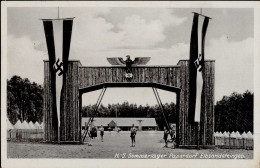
[44,61,82,143]
[60,61,82,142]
[43,61,58,142]
[177,60,215,147]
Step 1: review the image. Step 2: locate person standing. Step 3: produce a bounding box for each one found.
[169,125,176,149]
[90,125,97,139]
[100,125,104,142]
[92,126,97,139]
[130,124,137,147]
[163,126,169,147]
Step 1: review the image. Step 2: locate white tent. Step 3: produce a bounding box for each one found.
[241,132,248,139]
[28,121,36,129]
[21,121,31,129]
[14,120,23,129]
[34,121,41,129]
[7,119,14,130]
[223,131,229,138]
[230,131,237,138]
[236,131,242,139]
[247,131,253,139]
[39,122,44,129]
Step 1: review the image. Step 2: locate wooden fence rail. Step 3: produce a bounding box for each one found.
[7,129,44,141]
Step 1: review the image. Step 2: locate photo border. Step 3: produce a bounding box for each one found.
[1,1,260,168]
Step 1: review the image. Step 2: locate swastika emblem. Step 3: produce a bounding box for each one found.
[194,54,202,72]
[53,58,64,76]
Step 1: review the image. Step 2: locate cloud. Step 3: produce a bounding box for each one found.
[106,8,187,28]
[206,36,254,101]
[70,14,124,51]
[7,35,46,84]
[117,15,165,48]
[151,8,187,27]
[67,8,187,53]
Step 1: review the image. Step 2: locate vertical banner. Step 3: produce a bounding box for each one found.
[188,13,199,124]
[52,20,63,128]
[42,18,74,140]
[194,17,209,122]
[43,21,59,137]
[188,13,210,123]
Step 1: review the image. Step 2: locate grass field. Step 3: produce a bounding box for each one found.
[7,131,253,159]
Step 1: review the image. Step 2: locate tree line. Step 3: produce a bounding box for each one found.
[215,91,253,133]
[7,75,43,125]
[82,102,177,130]
[7,75,253,132]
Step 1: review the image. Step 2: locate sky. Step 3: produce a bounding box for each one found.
[6,7,254,106]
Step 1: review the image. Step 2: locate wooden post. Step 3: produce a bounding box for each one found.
[177,60,215,147]
[175,92,180,147]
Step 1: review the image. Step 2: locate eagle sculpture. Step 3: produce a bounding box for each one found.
[107,55,151,66]
[107,55,150,70]
[107,55,151,80]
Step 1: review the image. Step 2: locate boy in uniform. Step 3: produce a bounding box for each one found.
[91,126,97,139]
[169,125,176,149]
[163,126,169,147]
[100,125,104,142]
[130,124,137,147]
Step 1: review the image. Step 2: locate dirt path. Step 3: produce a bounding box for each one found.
[7,132,253,159]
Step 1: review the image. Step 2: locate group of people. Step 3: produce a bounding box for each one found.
[130,124,176,148]
[87,124,175,148]
[89,125,104,142]
[88,124,137,147]
[163,125,176,148]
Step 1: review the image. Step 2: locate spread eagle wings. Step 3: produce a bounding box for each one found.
[107,57,151,65]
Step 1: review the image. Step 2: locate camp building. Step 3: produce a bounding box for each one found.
[82,117,158,131]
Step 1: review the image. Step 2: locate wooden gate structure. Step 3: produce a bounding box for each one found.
[43,59,215,147]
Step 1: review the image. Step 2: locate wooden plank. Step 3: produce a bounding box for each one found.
[109,68,113,83]
[178,61,185,145]
[207,61,215,145]
[185,61,189,145]
[211,62,215,145]
[205,62,209,145]
[175,93,180,146]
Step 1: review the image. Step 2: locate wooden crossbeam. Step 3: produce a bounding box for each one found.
[79,82,181,94]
